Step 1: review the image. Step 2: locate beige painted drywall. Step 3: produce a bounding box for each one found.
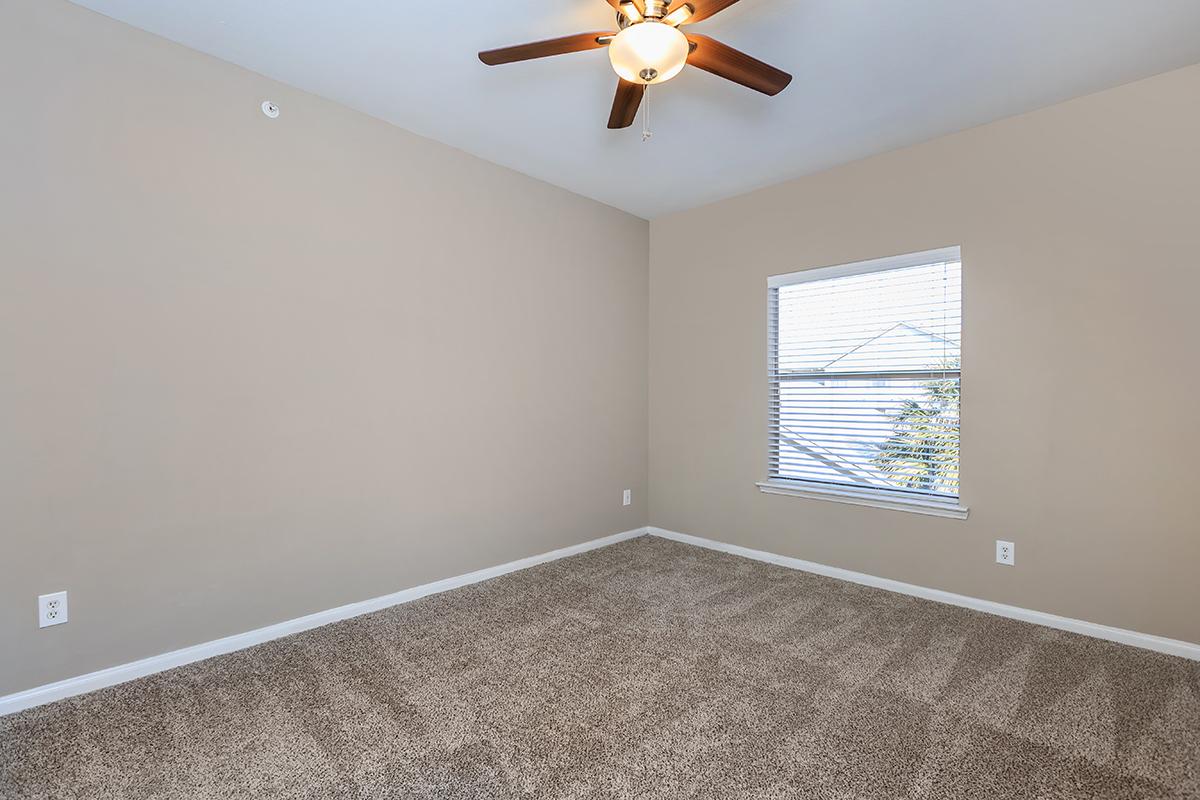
[0,0,648,696]
[3,0,1198,703]
[650,62,1200,645]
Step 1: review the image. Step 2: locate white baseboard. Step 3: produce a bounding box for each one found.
[647,527,1200,661]
[0,526,649,717]
[6,523,1193,717]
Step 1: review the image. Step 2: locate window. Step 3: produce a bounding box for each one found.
[760,247,966,518]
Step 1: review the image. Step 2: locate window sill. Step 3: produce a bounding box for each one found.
[756,480,969,520]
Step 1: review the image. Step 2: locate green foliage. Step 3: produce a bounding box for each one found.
[874,361,960,494]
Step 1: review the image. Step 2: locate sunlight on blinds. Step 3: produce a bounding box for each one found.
[769,250,961,499]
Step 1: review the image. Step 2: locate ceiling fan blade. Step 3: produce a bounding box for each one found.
[668,0,739,24]
[685,34,792,95]
[479,33,614,66]
[608,79,645,129]
[662,4,694,26]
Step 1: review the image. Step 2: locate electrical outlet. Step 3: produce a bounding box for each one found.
[995,540,1015,566]
[39,591,69,628]
[623,489,632,506]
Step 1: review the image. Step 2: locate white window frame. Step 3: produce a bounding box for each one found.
[757,246,969,519]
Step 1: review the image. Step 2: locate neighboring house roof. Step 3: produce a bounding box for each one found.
[820,322,959,372]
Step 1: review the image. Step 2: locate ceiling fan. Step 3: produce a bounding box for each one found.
[478,0,792,130]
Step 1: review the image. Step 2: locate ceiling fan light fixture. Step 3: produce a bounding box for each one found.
[607,21,689,85]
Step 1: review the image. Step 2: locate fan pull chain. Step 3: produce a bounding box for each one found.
[642,85,653,142]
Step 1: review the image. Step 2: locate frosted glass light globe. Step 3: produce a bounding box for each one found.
[608,21,689,85]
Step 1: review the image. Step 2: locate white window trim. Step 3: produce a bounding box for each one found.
[765,245,965,519]
[756,479,969,519]
[768,246,963,288]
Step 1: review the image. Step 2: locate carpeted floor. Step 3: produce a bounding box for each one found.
[2,536,1198,799]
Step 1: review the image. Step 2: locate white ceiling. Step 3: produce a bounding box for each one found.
[71,0,1200,219]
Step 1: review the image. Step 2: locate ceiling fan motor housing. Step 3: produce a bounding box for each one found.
[618,0,672,28]
[644,0,671,18]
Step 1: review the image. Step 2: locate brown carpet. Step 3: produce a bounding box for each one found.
[2,536,1198,799]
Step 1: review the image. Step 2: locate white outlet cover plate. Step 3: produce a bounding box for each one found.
[623,489,632,506]
[996,540,1015,566]
[38,591,69,628]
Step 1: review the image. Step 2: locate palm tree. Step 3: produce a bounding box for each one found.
[874,361,960,494]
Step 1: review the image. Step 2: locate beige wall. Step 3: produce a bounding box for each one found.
[0,0,648,696]
[3,0,1198,702]
[650,64,1200,644]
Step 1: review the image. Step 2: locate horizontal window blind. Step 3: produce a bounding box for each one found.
[768,248,961,500]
